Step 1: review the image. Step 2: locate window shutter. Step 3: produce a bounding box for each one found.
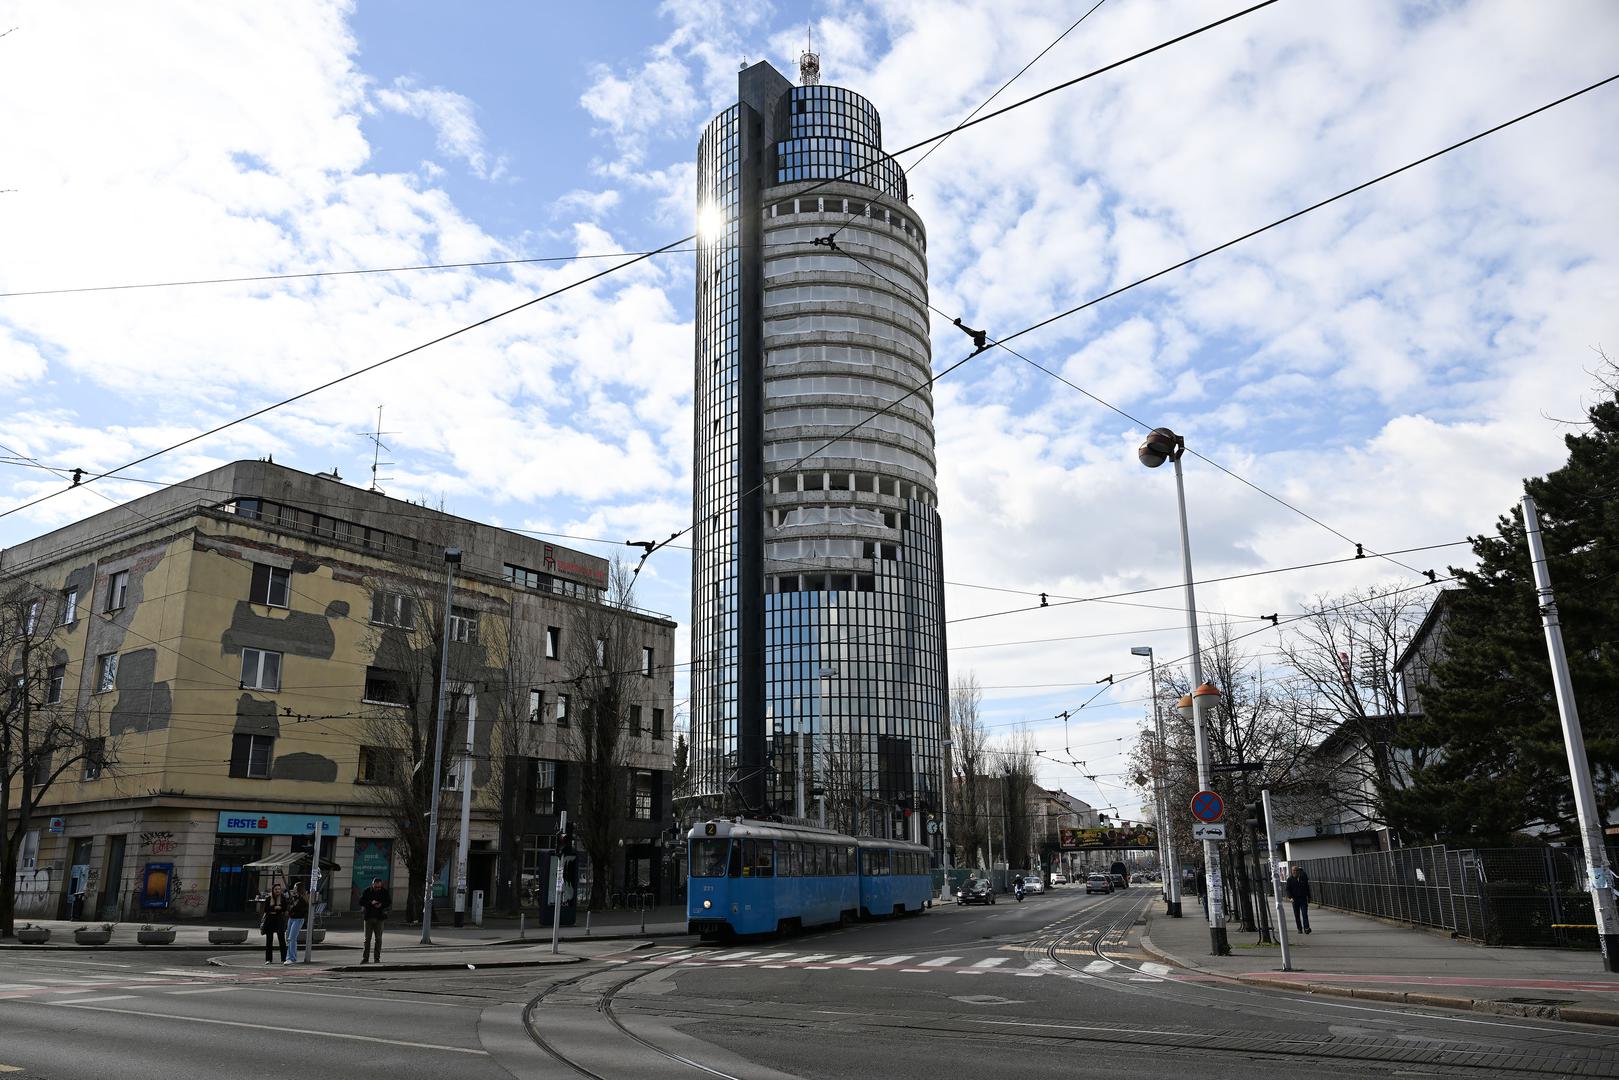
[370,591,386,624]
[250,564,270,605]
[230,733,250,777]
[398,595,414,628]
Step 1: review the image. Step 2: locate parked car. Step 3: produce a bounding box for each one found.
[957,878,996,905]
[1085,873,1114,894]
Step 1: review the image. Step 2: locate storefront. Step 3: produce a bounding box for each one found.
[212,810,339,915]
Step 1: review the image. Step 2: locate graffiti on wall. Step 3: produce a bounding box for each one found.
[139,831,177,856]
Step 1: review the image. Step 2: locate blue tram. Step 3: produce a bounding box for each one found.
[687,818,933,938]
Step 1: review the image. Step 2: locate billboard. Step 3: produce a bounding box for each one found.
[1061,824,1158,851]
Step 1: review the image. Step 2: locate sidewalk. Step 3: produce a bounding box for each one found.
[1140,901,1619,1026]
[2,905,693,953]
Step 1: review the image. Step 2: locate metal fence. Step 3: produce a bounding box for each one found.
[1294,845,1600,949]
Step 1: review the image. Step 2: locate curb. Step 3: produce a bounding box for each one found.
[0,942,357,953]
[1139,915,1619,1029]
[205,954,587,973]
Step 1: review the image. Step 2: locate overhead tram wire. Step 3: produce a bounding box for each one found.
[0,1,1289,530]
[822,0,1108,243]
[815,72,1619,582]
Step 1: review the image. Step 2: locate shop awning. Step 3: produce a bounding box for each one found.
[243,851,342,875]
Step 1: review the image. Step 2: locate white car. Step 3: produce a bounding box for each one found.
[1023,876,1045,894]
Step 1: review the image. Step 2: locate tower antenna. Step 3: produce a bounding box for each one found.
[357,405,397,493]
[799,22,820,86]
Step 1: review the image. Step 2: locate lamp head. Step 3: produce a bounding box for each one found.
[1137,427,1182,468]
[1129,646,1153,657]
[444,547,463,566]
[1177,693,1193,720]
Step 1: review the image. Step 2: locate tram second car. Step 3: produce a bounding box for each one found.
[687,818,933,937]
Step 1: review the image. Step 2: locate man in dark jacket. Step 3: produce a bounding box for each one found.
[1285,866,1312,934]
[359,877,391,963]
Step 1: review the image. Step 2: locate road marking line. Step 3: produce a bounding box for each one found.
[969,958,1008,969]
[920,956,959,967]
[145,969,236,979]
[707,951,758,960]
[823,956,872,965]
[871,956,913,965]
[901,969,930,973]
[1083,961,1112,974]
[47,995,137,1005]
[745,953,794,962]
[1012,971,1045,977]
[792,954,836,963]
[1140,962,1173,977]
[762,964,788,969]
[656,952,699,962]
[167,987,241,995]
[0,1063,24,1072]
[40,1003,490,1054]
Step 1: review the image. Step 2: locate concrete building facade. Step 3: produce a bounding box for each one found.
[2,461,675,921]
[690,57,948,847]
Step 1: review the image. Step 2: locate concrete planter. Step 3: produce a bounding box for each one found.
[16,928,50,944]
[137,930,177,945]
[208,929,249,945]
[74,929,112,945]
[308,928,326,944]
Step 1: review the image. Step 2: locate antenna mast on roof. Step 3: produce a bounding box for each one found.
[357,405,396,494]
[799,23,820,86]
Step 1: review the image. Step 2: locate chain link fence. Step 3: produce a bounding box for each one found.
[1294,845,1600,948]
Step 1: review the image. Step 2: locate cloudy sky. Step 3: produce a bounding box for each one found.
[2,1,1616,818]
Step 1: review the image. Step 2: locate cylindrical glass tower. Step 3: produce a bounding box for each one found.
[693,65,946,848]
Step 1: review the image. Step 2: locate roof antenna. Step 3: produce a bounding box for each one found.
[799,22,820,86]
[358,405,396,494]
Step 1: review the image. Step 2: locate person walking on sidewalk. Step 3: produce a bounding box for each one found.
[359,876,391,964]
[259,882,288,966]
[285,881,310,964]
[1286,865,1312,934]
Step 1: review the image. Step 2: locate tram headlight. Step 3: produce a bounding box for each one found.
[702,899,713,910]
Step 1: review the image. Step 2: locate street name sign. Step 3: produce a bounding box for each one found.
[1190,790,1224,823]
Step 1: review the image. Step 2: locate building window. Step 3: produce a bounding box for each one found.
[82,738,105,781]
[528,689,543,724]
[594,637,606,665]
[240,648,282,692]
[46,664,65,705]
[229,733,273,779]
[369,590,415,629]
[449,607,478,644]
[555,693,570,727]
[363,666,408,706]
[106,570,129,612]
[642,647,655,677]
[96,652,118,693]
[528,759,557,815]
[652,707,665,740]
[33,751,53,787]
[630,705,643,735]
[357,745,397,785]
[545,626,561,660]
[61,587,78,625]
[249,564,290,608]
[629,771,654,819]
[25,600,40,633]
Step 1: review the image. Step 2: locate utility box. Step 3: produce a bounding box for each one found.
[470,890,484,927]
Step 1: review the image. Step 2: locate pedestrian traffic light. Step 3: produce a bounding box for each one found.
[1245,801,1263,831]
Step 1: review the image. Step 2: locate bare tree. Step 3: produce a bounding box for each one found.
[995,728,1038,871]
[818,730,878,836]
[949,672,989,867]
[2,586,113,936]
[559,560,650,908]
[1276,586,1431,829]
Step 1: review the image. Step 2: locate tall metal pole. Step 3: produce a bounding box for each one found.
[551,810,568,955]
[420,549,459,944]
[454,689,476,927]
[1260,788,1292,971]
[304,819,322,964]
[1522,494,1619,970]
[1137,647,1182,916]
[1171,452,1229,955]
[941,737,953,873]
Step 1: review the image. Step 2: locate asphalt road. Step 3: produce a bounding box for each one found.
[4,887,1618,1079]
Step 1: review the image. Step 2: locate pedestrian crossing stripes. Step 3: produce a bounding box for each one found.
[631,948,1181,981]
[0,969,277,1001]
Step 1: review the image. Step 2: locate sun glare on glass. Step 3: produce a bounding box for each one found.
[697,203,726,242]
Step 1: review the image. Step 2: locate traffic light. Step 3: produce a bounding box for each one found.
[1245,801,1263,832]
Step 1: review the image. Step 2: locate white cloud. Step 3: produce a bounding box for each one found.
[375,76,507,180]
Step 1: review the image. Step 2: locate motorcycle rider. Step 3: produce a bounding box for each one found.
[1012,873,1025,902]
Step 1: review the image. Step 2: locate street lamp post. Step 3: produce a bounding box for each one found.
[813,665,837,821]
[1140,427,1230,955]
[420,546,461,945]
[1132,645,1181,917]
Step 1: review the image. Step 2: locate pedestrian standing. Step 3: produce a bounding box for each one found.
[285,881,309,964]
[260,882,288,966]
[359,876,391,964]
[1286,865,1312,934]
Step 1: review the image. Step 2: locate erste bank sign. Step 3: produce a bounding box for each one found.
[217,811,341,836]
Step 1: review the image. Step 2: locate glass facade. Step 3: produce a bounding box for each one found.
[692,66,947,850]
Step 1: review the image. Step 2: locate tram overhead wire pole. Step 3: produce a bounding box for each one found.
[1139,427,1230,955]
[1132,645,1180,916]
[420,546,460,945]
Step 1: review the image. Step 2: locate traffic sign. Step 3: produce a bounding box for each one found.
[1192,822,1227,841]
[1190,790,1224,823]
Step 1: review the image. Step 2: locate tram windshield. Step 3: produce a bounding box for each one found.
[690,839,730,877]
